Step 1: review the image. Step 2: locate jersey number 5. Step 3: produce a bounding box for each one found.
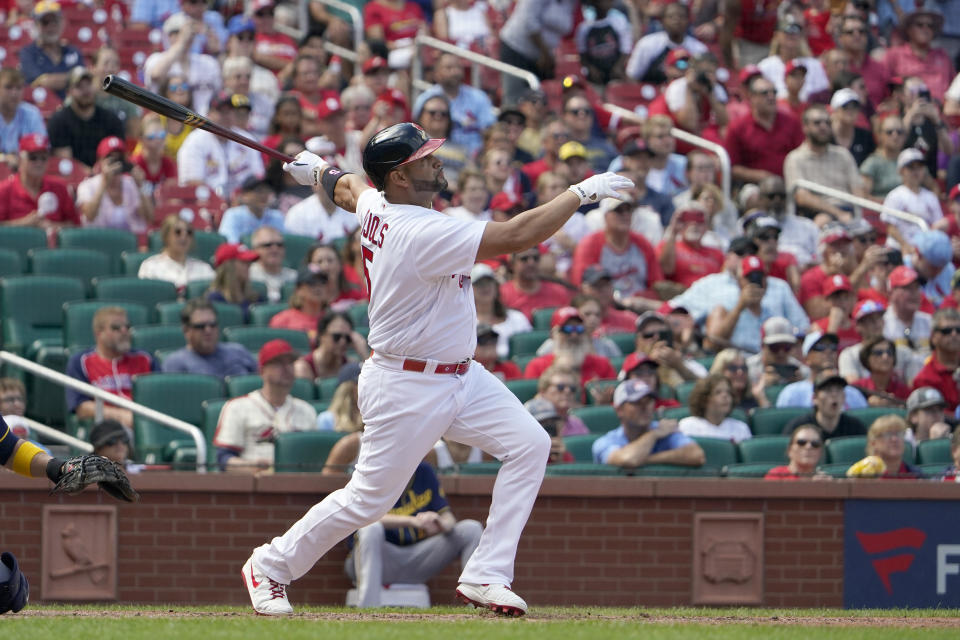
[361,246,374,295]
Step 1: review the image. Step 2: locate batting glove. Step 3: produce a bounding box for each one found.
[568,172,635,205]
[283,150,329,186]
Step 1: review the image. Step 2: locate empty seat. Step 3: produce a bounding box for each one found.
[0,247,22,276]
[221,326,311,354]
[738,436,791,464]
[545,462,621,476]
[92,277,178,321]
[825,436,869,464]
[249,302,288,326]
[58,227,136,274]
[504,378,538,403]
[847,407,907,429]
[132,373,225,464]
[0,276,85,354]
[570,405,619,434]
[62,301,149,350]
[274,431,346,472]
[130,324,187,355]
[508,329,550,357]
[121,250,156,276]
[750,407,809,436]
[0,227,47,264]
[564,434,600,462]
[282,233,316,268]
[185,280,213,299]
[607,332,636,355]
[917,438,952,465]
[692,436,739,469]
[531,307,558,331]
[27,345,70,427]
[29,248,112,296]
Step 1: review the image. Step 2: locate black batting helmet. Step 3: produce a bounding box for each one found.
[362,122,445,190]
[0,552,29,614]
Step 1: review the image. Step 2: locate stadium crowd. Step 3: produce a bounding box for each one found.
[1,0,960,481]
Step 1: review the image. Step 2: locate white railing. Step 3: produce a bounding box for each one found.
[411,34,540,97]
[310,0,364,56]
[0,351,206,472]
[23,417,93,453]
[792,179,929,230]
[603,102,732,202]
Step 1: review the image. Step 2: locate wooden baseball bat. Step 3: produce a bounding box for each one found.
[101,75,295,164]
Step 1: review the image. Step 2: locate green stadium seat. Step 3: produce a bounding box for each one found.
[825,436,868,464]
[564,434,599,462]
[723,462,778,478]
[156,301,186,325]
[660,406,690,421]
[58,227,137,274]
[818,462,853,478]
[331,236,349,253]
[765,383,788,405]
[27,345,70,427]
[274,431,346,472]
[1,276,85,354]
[917,438,952,465]
[156,301,245,328]
[608,355,626,374]
[92,277,178,321]
[185,279,213,299]
[738,436,790,464]
[696,355,716,371]
[511,354,537,373]
[626,464,718,477]
[310,400,330,414]
[132,373,225,464]
[919,463,951,477]
[504,378,538,403]
[149,230,225,263]
[282,233,316,269]
[280,281,296,302]
[584,378,617,405]
[0,227,47,264]
[675,380,697,405]
[316,376,340,401]
[131,324,186,355]
[531,307,558,330]
[846,407,907,428]
[221,326,310,354]
[249,302,289,326]
[692,436,739,469]
[545,462,621,476]
[0,248,23,276]
[225,374,314,401]
[508,329,550,357]
[750,407,809,436]
[570,405,619,434]
[455,461,502,475]
[202,398,228,471]
[63,301,149,350]
[30,248,111,296]
[347,303,369,328]
[121,250,156,275]
[607,332,636,355]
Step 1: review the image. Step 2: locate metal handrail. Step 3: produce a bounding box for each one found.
[0,351,206,472]
[603,102,732,202]
[22,417,93,452]
[411,34,540,100]
[310,0,364,55]
[792,179,929,230]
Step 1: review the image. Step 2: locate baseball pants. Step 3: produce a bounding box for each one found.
[253,356,551,587]
[345,519,483,606]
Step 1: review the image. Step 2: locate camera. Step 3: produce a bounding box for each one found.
[918,89,931,101]
[657,329,673,347]
[695,71,712,91]
[540,419,560,438]
[746,271,765,286]
[773,363,798,380]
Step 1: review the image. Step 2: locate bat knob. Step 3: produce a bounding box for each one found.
[102,75,114,91]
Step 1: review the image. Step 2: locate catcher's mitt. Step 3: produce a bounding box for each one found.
[50,455,139,502]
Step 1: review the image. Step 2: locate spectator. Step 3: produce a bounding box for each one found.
[76,136,152,233]
[592,379,705,468]
[0,133,78,228]
[413,53,494,157]
[910,230,955,308]
[776,333,868,409]
[473,324,522,382]
[222,56,271,138]
[652,52,728,145]
[161,299,257,378]
[363,0,425,48]
[578,268,638,334]
[287,55,340,138]
[90,46,140,139]
[726,74,805,184]
[764,424,826,479]
[261,95,303,159]
[798,222,857,320]
[415,94,469,188]
[940,429,960,481]
[745,315,807,390]
[679,374,752,443]
[248,226,296,303]
[657,205,724,289]
[66,307,156,431]
[911,308,960,412]
[643,115,687,198]
[784,105,866,221]
[626,2,707,83]
[47,67,124,170]
[444,170,490,223]
[177,93,265,197]
[744,214,800,293]
[709,349,768,411]
[536,293,622,359]
[782,372,867,437]
[0,68,46,168]
[840,299,922,385]
[207,243,263,322]
[574,0,630,85]
[251,0,298,75]
[852,336,911,406]
[500,247,572,322]
[561,95,618,175]
[524,398,574,464]
[906,387,952,442]
[935,187,960,265]
[174,0,226,56]
[144,13,221,116]
[883,149,943,251]
[303,243,366,309]
[293,311,367,380]
[224,16,279,104]
[479,146,530,208]
[433,0,493,49]
[316,374,364,433]
[138,215,215,293]
[777,59,809,119]
[901,77,953,179]
[812,274,860,351]
[130,115,177,199]
[18,1,83,98]
[471,263,531,360]
[883,9,954,102]
[269,266,331,345]
[341,85,374,134]
[848,415,920,478]
[522,117,569,186]
[837,15,889,108]
[883,266,932,352]
[755,176,818,268]
[523,306,616,387]
[345,461,482,607]
[0,377,26,423]
[89,419,133,467]
[805,48,853,106]
[153,74,195,159]
[213,339,317,473]
[634,311,707,386]
[218,176,284,244]
[673,151,738,245]
[758,14,830,102]
[284,181,359,242]
[498,0,578,104]
[264,138,311,214]
[860,115,906,200]
[359,56,391,105]
[494,109,534,165]
[829,89,875,167]
[592,145,673,242]
[616,351,681,411]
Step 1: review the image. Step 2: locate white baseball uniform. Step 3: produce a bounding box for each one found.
[213,391,317,465]
[251,187,550,589]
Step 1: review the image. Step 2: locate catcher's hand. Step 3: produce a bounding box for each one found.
[50,455,139,503]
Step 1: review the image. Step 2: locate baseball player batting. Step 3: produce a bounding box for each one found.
[240,122,633,617]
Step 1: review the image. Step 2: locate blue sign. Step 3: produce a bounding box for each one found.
[844,500,960,608]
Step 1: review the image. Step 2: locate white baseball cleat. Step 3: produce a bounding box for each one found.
[456,583,528,617]
[241,556,293,616]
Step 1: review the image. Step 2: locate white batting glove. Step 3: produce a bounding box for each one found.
[568,172,635,205]
[283,150,329,186]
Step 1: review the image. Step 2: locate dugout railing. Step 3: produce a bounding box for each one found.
[792,178,928,230]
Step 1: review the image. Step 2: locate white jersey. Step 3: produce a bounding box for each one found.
[356,189,487,362]
[212,390,317,464]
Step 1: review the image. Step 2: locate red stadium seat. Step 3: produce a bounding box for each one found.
[154,183,227,227]
[22,86,62,120]
[605,81,659,112]
[152,202,216,232]
[0,23,32,49]
[45,156,90,196]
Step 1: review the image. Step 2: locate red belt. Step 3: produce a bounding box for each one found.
[401,358,470,375]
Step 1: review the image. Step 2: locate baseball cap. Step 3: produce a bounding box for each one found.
[853,299,886,321]
[477,323,499,340]
[582,265,613,286]
[897,148,925,170]
[738,64,763,86]
[227,15,255,37]
[374,88,410,120]
[212,92,251,111]
[741,255,765,277]
[784,59,807,75]
[830,88,861,110]
[813,372,847,392]
[888,265,919,289]
[498,107,526,124]
[801,331,838,356]
[88,419,129,449]
[551,306,582,328]
[295,264,328,286]
[728,236,757,257]
[163,12,189,35]
[33,0,60,16]
[913,230,952,269]
[316,96,342,119]
[488,192,520,213]
[747,215,781,237]
[96,136,124,159]
[613,379,656,407]
[676,207,707,224]
[470,262,496,282]
[213,243,258,268]
[524,397,559,422]
[761,317,797,345]
[635,310,666,332]
[558,141,587,161]
[949,184,960,201]
[906,387,946,413]
[665,48,691,68]
[258,339,298,369]
[19,133,49,153]
[622,138,654,157]
[240,175,270,192]
[822,273,853,297]
[67,66,93,88]
[599,197,633,215]
[618,351,656,381]
[362,56,389,74]
[819,221,851,245]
